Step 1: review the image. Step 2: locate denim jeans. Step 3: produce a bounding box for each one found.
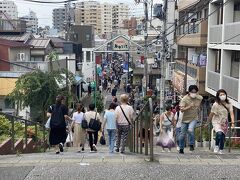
[175,127,181,146]
[216,131,225,150]
[107,129,116,153]
[179,120,197,150]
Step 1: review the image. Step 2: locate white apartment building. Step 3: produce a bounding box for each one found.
[20,11,38,34]
[207,0,240,110]
[0,0,17,19]
[100,3,112,36]
[112,3,129,30]
[75,1,101,35]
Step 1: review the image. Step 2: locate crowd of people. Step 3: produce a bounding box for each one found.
[154,85,235,154]
[47,82,235,155]
[47,93,134,154]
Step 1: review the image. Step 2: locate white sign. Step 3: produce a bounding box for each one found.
[113,37,129,51]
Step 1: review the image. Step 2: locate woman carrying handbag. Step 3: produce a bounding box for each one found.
[115,94,134,154]
[156,105,175,152]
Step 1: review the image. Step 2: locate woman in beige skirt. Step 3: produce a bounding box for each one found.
[71,104,86,152]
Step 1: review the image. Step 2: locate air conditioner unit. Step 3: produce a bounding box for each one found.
[17,53,25,61]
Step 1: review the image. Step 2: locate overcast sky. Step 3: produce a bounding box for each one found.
[14,0,162,27]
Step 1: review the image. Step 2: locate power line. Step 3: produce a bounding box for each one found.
[166,0,231,49]
[0,58,36,70]
[19,0,78,4]
[208,33,240,49]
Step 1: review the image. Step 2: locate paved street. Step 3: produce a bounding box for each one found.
[1,146,240,180]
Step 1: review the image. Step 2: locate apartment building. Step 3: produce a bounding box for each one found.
[20,11,38,34]
[112,3,129,30]
[75,1,101,35]
[52,8,66,32]
[0,0,17,19]
[100,3,112,36]
[206,0,240,111]
[173,0,209,95]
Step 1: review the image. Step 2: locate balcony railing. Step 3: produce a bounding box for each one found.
[224,22,240,44]
[207,71,220,91]
[10,61,49,72]
[222,75,239,101]
[209,25,222,43]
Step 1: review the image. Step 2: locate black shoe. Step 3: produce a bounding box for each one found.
[56,151,60,154]
[189,145,194,151]
[82,147,85,151]
[179,149,184,154]
[59,143,64,152]
[115,148,119,152]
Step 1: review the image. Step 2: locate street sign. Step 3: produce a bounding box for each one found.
[113,37,129,51]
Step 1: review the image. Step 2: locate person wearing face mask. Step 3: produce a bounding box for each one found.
[208,89,234,154]
[178,85,203,154]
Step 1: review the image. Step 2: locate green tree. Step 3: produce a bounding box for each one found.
[9,70,61,122]
[47,51,59,72]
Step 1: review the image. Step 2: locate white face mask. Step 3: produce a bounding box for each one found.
[219,95,226,101]
[190,93,197,98]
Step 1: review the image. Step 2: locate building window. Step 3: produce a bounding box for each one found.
[231,51,240,78]
[86,51,91,62]
[215,49,221,73]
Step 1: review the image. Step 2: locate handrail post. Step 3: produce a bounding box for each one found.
[133,120,136,153]
[140,113,143,154]
[144,104,148,155]
[43,126,46,152]
[229,122,232,153]
[35,123,38,147]
[208,121,211,150]
[149,98,154,162]
[136,117,139,153]
[11,116,15,153]
[24,120,28,147]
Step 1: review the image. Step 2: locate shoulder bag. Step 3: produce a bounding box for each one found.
[89,112,102,131]
[81,113,89,129]
[119,106,132,126]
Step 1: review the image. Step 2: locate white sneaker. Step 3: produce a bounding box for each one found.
[168,149,171,152]
[176,146,180,151]
[219,150,224,154]
[214,146,219,153]
[162,149,166,152]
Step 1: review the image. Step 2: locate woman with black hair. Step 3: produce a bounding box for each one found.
[47,95,69,154]
[208,89,235,154]
[71,104,86,152]
[158,105,175,152]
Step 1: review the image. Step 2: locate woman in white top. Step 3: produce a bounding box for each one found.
[208,89,234,154]
[159,105,175,152]
[115,94,134,153]
[71,104,86,152]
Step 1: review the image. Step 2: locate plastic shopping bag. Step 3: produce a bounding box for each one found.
[156,131,175,148]
[45,117,51,129]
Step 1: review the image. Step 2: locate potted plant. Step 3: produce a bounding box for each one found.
[202,127,211,148]
[195,127,203,147]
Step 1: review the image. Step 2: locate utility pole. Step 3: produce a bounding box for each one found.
[143,0,148,97]
[160,0,168,113]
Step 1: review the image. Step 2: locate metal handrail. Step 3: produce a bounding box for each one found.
[0,112,47,154]
[129,97,154,161]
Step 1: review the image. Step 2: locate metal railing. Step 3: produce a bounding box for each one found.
[128,98,154,161]
[0,112,47,153]
[210,120,240,153]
